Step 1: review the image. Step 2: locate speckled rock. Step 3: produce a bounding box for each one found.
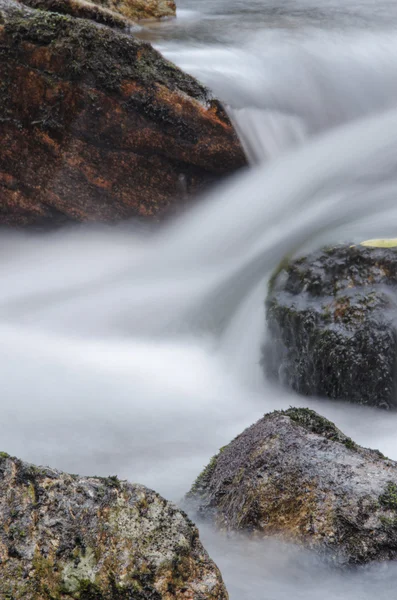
[0,0,246,227]
[21,0,176,29]
[264,245,397,409]
[186,408,397,566]
[0,452,228,599]
[94,0,176,21]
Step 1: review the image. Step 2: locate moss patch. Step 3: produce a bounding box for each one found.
[379,482,397,510]
[189,448,226,497]
[4,10,209,100]
[281,408,358,450]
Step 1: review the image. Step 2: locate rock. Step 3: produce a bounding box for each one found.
[95,0,176,21]
[0,1,246,227]
[264,244,397,409]
[0,451,228,599]
[21,0,176,30]
[186,407,397,566]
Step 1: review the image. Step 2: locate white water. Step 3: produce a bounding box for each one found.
[6,1,397,597]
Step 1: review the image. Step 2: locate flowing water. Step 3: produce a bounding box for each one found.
[5,0,397,597]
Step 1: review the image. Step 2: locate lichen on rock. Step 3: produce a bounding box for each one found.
[186,408,397,566]
[264,244,397,409]
[0,453,228,599]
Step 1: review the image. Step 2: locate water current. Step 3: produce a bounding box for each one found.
[5,0,397,597]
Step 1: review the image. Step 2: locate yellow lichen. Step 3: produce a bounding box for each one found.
[360,238,397,248]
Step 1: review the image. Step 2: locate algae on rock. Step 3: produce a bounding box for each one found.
[186,408,397,565]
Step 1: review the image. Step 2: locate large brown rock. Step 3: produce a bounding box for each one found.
[0,451,228,599]
[186,408,397,566]
[0,1,246,227]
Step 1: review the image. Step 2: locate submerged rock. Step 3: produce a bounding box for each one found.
[0,452,227,599]
[264,244,397,409]
[186,407,397,566]
[21,0,176,29]
[0,1,245,227]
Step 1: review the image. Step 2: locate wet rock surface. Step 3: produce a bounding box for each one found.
[186,407,397,566]
[21,0,176,29]
[0,0,246,227]
[264,244,397,409]
[96,0,176,21]
[0,452,227,599]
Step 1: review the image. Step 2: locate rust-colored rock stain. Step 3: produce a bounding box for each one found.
[0,6,246,227]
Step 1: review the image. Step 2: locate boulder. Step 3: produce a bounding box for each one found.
[0,451,228,599]
[21,0,176,29]
[264,244,397,409]
[0,1,246,227]
[93,0,176,21]
[186,407,397,566]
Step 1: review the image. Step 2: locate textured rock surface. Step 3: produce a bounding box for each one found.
[21,0,176,29]
[264,245,397,409]
[94,0,176,21]
[186,408,397,565]
[0,1,245,227]
[0,452,228,599]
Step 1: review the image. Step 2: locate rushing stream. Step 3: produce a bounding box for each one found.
[5,0,397,597]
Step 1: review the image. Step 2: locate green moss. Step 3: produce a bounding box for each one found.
[31,551,63,598]
[268,255,292,294]
[189,447,226,496]
[0,451,10,459]
[282,408,358,451]
[75,579,104,599]
[8,524,27,540]
[106,475,121,489]
[95,475,123,491]
[379,482,397,510]
[380,515,397,528]
[4,9,208,100]
[27,481,36,502]
[6,10,72,45]
[373,449,389,460]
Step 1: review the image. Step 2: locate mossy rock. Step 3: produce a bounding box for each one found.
[0,1,245,227]
[264,244,397,409]
[186,408,397,566]
[0,453,228,599]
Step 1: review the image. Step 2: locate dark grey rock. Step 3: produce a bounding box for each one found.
[264,244,397,409]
